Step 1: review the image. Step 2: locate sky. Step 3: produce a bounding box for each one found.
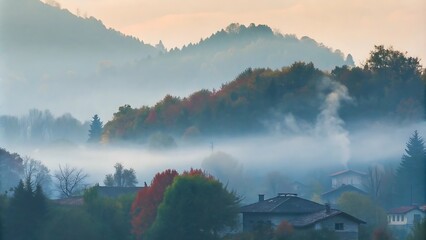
[51,0,425,65]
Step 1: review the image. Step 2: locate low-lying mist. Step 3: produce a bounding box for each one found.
[3,120,424,202]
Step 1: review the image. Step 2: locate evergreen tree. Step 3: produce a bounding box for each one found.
[5,179,47,240]
[88,114,103,143]
[396,130,426,205]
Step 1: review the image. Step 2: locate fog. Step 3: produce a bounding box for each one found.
[2,118,423,201]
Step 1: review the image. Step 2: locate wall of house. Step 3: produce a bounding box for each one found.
[332,173,365,190]
[388,209,425,226]
[317,215,359,240]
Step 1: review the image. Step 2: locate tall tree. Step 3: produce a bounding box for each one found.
[103,163,138,187]
[88,114,103,143]
[396,130,426,205]
[145,170,240,240]
[131,169,178,239]
[5,178,47,240]
[23,157,52,195]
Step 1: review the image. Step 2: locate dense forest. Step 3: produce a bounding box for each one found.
[103,45,425,144]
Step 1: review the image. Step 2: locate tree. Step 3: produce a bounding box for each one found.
[88,114,103,143]
[337,192,387,240]
[103,163,138,187]
[5,178,47,240]
[23,157,52,196]
[146,170,240,240]
[0,148,23,193]
[54,164,88,197]
[407,220,426,240]
[396,130,426,205]
[131,169,178,239]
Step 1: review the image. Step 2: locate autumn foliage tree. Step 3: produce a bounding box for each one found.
[131,169,178,239]
[145,169,240,240]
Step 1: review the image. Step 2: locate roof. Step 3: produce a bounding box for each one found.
[240,194,324,214]
[95,186,144,198]
[329,169,366,177]
[52,196,84,206]
[388,206,422,214]
[321,184,366,197]
[290,209,366,227]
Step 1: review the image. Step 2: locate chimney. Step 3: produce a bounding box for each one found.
[325,203,331,214]
[258,194,265,202]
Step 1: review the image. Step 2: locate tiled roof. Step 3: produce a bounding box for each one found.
[321,184,366,197]
[290,209,366,227]
[329,169,366,177]
[388,206,420,214]
[240,194,324,214]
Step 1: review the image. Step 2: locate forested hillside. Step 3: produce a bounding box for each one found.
[103,46,425,143]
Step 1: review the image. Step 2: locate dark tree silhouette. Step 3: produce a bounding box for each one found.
[396,130,426,205]
[5,178,47,240]
[103,163,138,187]
[88,114,103,143]
[54,165,88,197]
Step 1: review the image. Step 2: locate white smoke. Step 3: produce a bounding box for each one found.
[315,77,352,168]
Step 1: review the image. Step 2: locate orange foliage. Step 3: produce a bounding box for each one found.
[131,169,178,239]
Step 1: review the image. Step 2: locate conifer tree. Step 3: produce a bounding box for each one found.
[396,130,426,205]
[88,114,103,143]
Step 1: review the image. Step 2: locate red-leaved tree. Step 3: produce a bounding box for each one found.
[131,169,178,239]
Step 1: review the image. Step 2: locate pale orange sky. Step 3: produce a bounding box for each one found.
[51,0,425,65]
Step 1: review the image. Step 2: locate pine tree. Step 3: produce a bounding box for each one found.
[88,114,103,143]
[396,130,426,205]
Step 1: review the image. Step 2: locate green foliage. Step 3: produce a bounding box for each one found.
[88,114,103,143]
[0,148,24,193]
[146,172,240,240]
[337,192,387,240]
[5,179,47,240]
[406,220,426,240]
[396,130,426,205]
[103,163,138,187]
[83,186,134,240]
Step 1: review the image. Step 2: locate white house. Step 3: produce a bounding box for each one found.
[330,170,366,191]
[387,206,425,238]
[388,206,425,227]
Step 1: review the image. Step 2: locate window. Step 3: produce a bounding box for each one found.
[397,215,400,221]
[335,223,344,231]
[401,215,404,222]
[392,215,395,222]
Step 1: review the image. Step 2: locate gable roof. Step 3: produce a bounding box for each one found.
[321,184,366,197]
[329,169,366,177]
[388,206,423,214]
[240,194,324,214]
[95,186,144,198]
[290,209,366,227]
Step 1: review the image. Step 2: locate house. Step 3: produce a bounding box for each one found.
[321,169,367,204]
[330,170,366,190]
[387,205,426,238]
[240,193,365,240]
[322,184,367,205]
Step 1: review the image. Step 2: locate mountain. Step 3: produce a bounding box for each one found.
[0,0,354,121]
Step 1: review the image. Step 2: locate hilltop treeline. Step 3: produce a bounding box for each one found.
[103,46,425,143]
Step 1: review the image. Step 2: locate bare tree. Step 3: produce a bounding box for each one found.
[54,164,88,198]
[365,164,384,201]
[23,157,52,195]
